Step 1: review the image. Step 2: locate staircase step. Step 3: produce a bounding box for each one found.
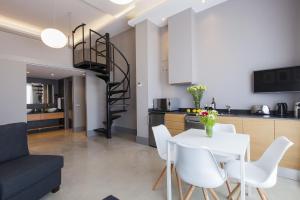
[108,82,121,87]
[111,104,130,107]
[94,128,107,133]
[109,97,130,102]
[109,90,127,95]
[110,109,127,114]
[111,115,122,120]
[74,61,107,70]
[96,74,110,82]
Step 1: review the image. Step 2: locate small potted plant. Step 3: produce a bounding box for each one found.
[186,85,207,109]
[198,109,218,137]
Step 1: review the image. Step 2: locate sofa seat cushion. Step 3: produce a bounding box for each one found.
[0,155,63,200]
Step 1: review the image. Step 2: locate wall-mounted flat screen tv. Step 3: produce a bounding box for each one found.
[254,66,300,92]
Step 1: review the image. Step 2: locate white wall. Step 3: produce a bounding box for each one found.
[111,29,137,130]
[0,30,74,126]
[136,21,150,139]
[0,60,26,125]
[157,0,300,111]
[85,72,106,134]
[135,20,161,140]
[0,30,72,68]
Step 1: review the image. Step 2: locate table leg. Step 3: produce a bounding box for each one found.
[246,143,252,197]
[167,141,172,200]
[240,153,245,200]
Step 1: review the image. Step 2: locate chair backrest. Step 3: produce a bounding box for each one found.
[0,122,29,163]
[256,136,293,183]
[174,142,226,188]
[213,123,236,133]
[152,125,172,160]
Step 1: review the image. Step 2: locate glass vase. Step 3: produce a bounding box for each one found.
[193,100,201,109]
[205,125,214,137]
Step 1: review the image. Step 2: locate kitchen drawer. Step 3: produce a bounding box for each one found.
[164,113,185,122]
[217,116,244,133]
[275,120,300,169]
[243,118,274,161]
[165,121,185,130]
[168,128,184,136]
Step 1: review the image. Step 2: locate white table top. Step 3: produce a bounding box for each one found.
[170,129,250,156]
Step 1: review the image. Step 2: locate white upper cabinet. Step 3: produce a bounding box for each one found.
[168,8,196,84]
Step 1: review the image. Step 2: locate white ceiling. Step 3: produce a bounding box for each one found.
[27,64,85,80]
[0,0,229,41]
[0,0,165,38]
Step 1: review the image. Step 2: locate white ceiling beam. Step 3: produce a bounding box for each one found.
[128,0,228,27]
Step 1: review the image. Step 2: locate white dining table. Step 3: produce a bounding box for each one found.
[166,128,250,200]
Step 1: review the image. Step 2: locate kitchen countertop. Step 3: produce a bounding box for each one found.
[148,108,300,120]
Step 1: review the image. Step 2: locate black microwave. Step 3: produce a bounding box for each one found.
[254,66,300,93]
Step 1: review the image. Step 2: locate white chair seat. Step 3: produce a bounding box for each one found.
[225,160,271,188]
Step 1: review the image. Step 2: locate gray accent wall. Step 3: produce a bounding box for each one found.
[111,29,137,130]
[157,0,300,111]
[72,76,86,132]
[0,60,26,125]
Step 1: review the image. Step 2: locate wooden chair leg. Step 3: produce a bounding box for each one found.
[225,180,234,200]
[208,188,219,200]
[227,183,240,200]
[175,169,184,200]
[184,185,195,200]
[202,188,210,200]
[257,188,268,200]
[237,190,241,200]
[152,166,167,190]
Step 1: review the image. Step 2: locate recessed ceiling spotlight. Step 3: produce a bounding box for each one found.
[51,73,55,77]
[202,0,206,3]
[110,0,134,5]
[162,17,166,21]
[82,73,86,76]
[27,71,30,74]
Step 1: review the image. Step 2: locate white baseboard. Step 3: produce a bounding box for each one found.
[278,167,300,181]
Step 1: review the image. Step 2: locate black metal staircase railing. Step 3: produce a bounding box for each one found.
[72,23,131,138]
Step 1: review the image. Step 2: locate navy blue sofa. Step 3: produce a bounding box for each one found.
[0,123,63,200]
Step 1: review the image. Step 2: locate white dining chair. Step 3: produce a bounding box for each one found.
[213,123,238,195]
[225,136,294,200]
[174,142,227,200]
[152,125,183,200]
[213,123,237,163]
[213,123,236,134]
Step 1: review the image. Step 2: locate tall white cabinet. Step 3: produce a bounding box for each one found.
[168,8,197,84]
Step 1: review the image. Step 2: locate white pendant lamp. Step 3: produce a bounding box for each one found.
[41,28,67,48]
[110,0,134,5]
[41,0,67,48]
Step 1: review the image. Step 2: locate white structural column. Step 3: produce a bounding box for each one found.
[135,20,161,144]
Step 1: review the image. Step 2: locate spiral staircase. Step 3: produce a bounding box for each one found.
[72,24,130,138]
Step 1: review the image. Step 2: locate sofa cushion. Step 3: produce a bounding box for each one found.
[0,123,29,163]
[0,155,63,200]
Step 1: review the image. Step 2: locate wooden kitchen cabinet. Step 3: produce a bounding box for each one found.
[243,118,275,161]
[217,116,244,133]
[275,120,300,169]
[165,113,185,136]
[27,113,41,121]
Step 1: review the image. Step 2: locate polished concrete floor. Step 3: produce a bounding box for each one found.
[28,129,300,200]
